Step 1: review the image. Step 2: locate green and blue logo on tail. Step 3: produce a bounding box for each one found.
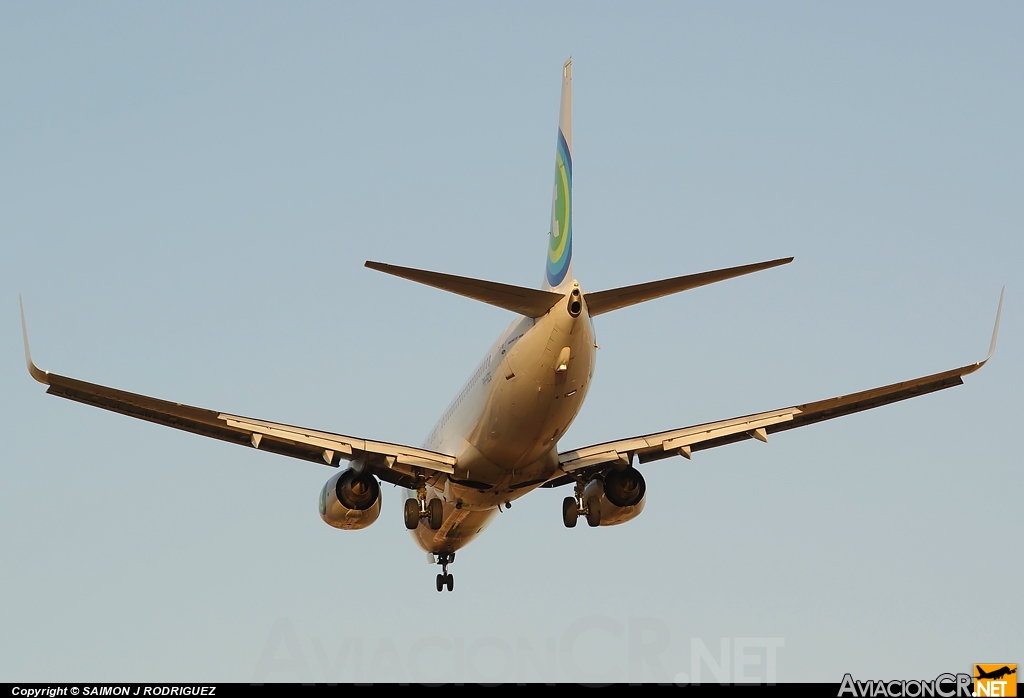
[546,128,573,288]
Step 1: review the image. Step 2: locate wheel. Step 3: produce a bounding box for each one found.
[404,498,420,530]
[436,573,444,592]
[562,496,578,528]
[445,574,454,592]
[428,498,444,530]
[585,497,601,527]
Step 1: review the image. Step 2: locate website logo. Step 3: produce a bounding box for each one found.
[974,664,1016,697]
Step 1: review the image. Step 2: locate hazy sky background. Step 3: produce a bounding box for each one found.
[2,2,1021,683]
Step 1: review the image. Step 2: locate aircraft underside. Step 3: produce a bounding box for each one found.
[406,287,598,589]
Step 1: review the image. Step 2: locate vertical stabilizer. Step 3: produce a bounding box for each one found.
[544,58,573,291]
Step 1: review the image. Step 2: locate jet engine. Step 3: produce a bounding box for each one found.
[319,467,382,530]
[583,467,647,526]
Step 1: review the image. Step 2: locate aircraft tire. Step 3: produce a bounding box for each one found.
[428,499,444,530]
[446,574,454,592]
[404,498,420,530]
[562,497,578,528]
[436,574,444,592]
[586,497,601,527]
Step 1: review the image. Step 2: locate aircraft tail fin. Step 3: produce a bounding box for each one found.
[544,58,573,291]
[584,257,793,316]
[365,261,563,318]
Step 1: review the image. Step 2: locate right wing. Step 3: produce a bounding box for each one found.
[549,289,1003,485]
[20,298,454,488]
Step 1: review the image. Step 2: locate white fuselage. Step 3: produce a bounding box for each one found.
[409,281,595,554]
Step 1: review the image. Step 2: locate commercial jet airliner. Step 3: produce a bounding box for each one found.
[20,59,1002,592]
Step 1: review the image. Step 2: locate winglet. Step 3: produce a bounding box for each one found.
[19,295,50,385]
[981,286,1004,366]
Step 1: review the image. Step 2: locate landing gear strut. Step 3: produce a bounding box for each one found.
[434,552,455,592]
[404,484,444,531]
[562,480,600,528]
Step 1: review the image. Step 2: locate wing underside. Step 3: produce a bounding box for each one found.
[547,289,1003,487]
[19,299,454,488]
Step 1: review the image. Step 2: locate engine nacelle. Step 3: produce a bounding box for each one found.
[319,468,382,530]
[583,467,647,527]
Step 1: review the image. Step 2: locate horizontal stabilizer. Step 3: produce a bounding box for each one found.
[584,257,793,316]
[365,261,564,318]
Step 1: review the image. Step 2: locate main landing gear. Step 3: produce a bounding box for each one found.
[562,480,600,528]
[404,485,444,531]
[434,552,455,592]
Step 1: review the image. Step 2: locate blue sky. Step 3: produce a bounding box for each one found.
[1,2,1021,682]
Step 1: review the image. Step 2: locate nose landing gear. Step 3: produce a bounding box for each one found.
[434,552,455,592]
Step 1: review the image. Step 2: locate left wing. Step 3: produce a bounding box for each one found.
[547,290,1003,487]
[19,298,454,488]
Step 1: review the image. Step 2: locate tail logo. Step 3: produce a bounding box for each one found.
[546,129,572,287]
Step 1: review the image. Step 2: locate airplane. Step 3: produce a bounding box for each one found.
[975,666,1016,681]
[19,58,1003,592]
